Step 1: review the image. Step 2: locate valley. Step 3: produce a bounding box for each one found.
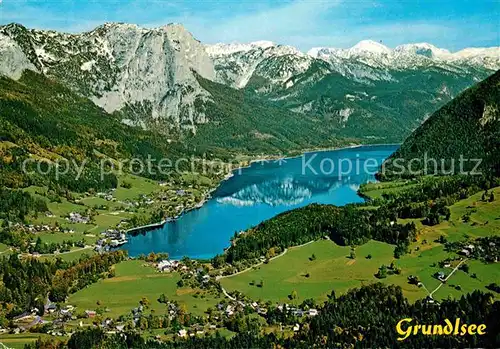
[3,176,499,348]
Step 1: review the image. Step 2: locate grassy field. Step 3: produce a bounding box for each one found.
[222,186,500,304]
[0,333,66,349]
[425,187,500,242]
[113,174,161,202]
[67,260,221,318]
[221,239,396,304]
[40,247,96,262]
[359,180,418,200]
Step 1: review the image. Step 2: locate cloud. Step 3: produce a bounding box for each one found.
[1,0,497,52]
[146,0,342,48]
[145,0,498,51]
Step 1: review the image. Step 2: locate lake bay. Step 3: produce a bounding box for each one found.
[122,144,398,259]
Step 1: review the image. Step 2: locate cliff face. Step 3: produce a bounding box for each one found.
[0,23,216,132]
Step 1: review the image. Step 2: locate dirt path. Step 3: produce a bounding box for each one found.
[429,258,468,298]
[217,239,316,281]
[40,246,93,257]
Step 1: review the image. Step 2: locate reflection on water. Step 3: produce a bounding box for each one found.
[216,178,314,206]
[122,144,398,259]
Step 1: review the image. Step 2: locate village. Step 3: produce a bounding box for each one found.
[2,254,321,341]
[5,181,212,260]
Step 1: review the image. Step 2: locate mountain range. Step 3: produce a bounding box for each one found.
[0,22,499,151]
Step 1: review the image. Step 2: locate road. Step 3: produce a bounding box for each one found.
[217,240,315,281]
[429,258,468,298]
[217,239,316,300]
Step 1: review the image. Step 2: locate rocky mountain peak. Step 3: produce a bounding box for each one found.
[394,43,451,58]
[0,21,498,138]
[350,40,392,55]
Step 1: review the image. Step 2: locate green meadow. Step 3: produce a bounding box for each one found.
[0,333,66,349]
[222,186,500,304]
[67,260,220,318]
[221,239,396,304]
[359,180,418,200]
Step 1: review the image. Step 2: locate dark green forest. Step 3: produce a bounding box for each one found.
[381,70,500,179]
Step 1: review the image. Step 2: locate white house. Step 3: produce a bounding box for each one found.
[308,309,318,316]
[158,260,172,272]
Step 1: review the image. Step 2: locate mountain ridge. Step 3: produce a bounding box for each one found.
[0,21,498,146]
[380,70,500,179]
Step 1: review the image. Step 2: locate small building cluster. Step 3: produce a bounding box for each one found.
[157,259,182,272]
[96,191,116,202]
[277,304,319,317]
[95,230,128,253]
[459,244,475,257]
[67,212,90,224]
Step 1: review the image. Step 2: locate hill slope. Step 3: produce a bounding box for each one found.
[0,70,187,191]
[380,70,500,179]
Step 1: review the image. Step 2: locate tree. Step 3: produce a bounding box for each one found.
[327,290,336,302]
[140,297,150,308]
[265,247,276,259]
[67,328,105,349]
[178,304,188,315]
[462,213,471,223]
[138,316,148,331]
[375,265,388,279]
[290,290,298,300]
[158,293,167,304]
[121,181,132,189]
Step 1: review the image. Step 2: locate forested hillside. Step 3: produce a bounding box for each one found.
[185,74,358,158]
[0,70,189,192]
[380,70,500,179]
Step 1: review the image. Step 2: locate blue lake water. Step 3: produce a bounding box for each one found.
[122,144,398,259]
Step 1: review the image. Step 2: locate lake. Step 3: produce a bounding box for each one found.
[122,144,399,259]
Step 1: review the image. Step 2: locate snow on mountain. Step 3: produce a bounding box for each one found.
[350,40,392,55]
[205,40,275,55]
[394,43,451,59]
[309,40,500,72]
[0,22,216,131]
[207,42,307,88]
[0,21,498,137]
[454,47,500,59]
[452,47,500,69]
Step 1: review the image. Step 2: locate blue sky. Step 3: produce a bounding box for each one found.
[0,0,499,51]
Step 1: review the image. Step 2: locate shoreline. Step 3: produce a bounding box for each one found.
[122,143,400,239]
